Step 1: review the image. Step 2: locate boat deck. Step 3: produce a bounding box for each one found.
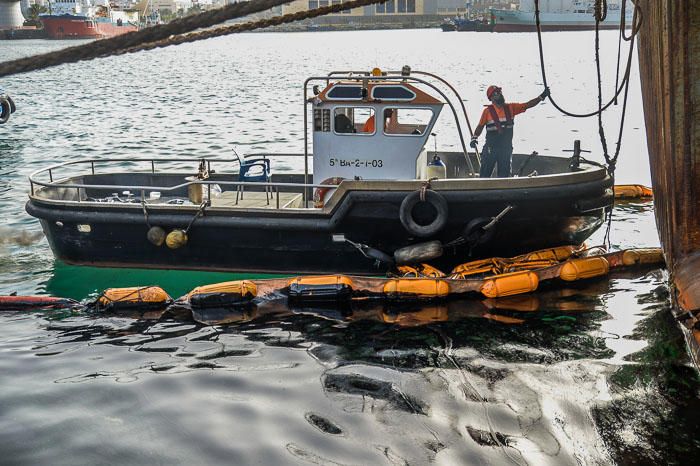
[210,191,304,209]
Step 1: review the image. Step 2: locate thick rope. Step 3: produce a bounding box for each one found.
[119,0,396,55]
[591,0,640,248]
[0,0,394,78]
[533,0,642,247]
[0,0,298,78]
[533,0,640,118]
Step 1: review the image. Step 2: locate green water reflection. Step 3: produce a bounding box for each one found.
[44,261,288,300]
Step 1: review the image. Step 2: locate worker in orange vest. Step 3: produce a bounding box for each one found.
[362,109,394,133]
[470,85,549,177]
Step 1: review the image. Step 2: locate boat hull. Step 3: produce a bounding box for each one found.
[26,177,611,275]
[40,15,136,39]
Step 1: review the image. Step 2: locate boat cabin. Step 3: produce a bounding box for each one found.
[312,81,443,182]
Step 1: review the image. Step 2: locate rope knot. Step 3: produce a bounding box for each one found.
[419,179,432,202]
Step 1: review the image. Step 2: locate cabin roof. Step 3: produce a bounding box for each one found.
[317,82,443,105]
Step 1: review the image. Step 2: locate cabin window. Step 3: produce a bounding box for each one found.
[326,85,364,100]
[383,108,433,136]
[333,107,375,135]
[370,85,416,101]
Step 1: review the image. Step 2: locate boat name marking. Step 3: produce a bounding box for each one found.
[329,158,384,168]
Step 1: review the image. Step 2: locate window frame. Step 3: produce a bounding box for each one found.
[370,85,417,102]
[332,106,376,136]
[325,84,364,101]
[382,107,434,138]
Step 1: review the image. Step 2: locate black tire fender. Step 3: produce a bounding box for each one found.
[399,189,448,238]
[0,97,10,124]
[463,217,496,246]
[8,95,16,114]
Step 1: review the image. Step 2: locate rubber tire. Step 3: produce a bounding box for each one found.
[463,217,496,246]
[399,189,448,238]
[8,96,15,114]
[0,98,10,124]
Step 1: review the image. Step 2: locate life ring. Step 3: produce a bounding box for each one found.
[0,97,10,124]
[399,189,448,238]
[314,177,344,208]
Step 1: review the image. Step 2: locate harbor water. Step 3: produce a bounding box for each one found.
[1,30,698,465]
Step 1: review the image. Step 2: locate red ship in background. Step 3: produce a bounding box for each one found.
[40,0,138,39]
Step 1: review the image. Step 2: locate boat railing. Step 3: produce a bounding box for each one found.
[28,155,308,187]
[28,156,334,209]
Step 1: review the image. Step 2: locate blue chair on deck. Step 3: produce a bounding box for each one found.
[234,154,272,205]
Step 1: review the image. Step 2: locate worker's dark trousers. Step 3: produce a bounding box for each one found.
[480,131,513,178]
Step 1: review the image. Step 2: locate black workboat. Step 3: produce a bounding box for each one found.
[26,68,612,274]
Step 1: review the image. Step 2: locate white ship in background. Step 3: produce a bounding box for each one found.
[491,0,633,32]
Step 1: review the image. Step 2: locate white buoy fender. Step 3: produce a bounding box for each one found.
[394,240,443,265]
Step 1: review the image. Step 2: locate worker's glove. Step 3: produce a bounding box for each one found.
[539,87,550,100]
[470,137,478,149]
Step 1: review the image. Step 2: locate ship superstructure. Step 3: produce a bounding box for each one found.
[491,0,632,32]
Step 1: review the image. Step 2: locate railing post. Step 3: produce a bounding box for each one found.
[151,161,155,174]
[276,186,280,209]
[49,169,53,182]
[91,161,95,174]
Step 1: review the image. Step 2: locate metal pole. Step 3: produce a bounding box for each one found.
[303,86,309,204]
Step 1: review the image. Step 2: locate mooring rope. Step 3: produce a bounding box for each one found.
[0,0,297,77]
[533,0,641,119]
[0,0,392,79]
[118,0,399,55]
[534,0,642,248]
[590,0,640,248]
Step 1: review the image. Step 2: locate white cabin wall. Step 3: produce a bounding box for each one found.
[312,103,443,182]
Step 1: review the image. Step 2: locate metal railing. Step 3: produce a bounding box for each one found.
[28,156,334,210]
